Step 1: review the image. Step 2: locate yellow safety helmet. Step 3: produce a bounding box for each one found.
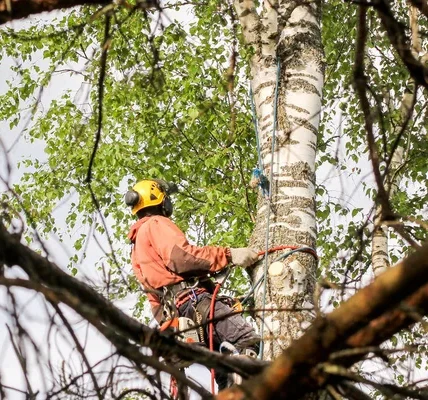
[125,179,174,216]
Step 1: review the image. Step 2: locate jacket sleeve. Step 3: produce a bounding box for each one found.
[146,216,230,277]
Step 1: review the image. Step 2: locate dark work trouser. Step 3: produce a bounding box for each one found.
[178,292,260,390]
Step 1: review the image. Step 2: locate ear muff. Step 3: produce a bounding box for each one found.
[162,196,173,217]
[125,190,140,207]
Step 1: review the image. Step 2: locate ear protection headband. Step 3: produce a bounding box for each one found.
[162,196,173,217]
[124,190,140,208]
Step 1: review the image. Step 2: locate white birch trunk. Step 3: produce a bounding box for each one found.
[235,0,324,360]
[372,145,404,276]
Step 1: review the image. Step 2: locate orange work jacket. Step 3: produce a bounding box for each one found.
[128,215,230,321]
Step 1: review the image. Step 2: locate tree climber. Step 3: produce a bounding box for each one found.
[125,179,260,390]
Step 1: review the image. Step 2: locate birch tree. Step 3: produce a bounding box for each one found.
[234,0,323,359]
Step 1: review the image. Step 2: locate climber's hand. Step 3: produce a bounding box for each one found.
[230,248,259,268]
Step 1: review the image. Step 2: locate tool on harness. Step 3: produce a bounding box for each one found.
[159,316,201,344]
[232,297,243,313]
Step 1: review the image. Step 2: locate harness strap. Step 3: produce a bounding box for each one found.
[194,296,212,322]
[167,280,195,295]
[175,287,207,308]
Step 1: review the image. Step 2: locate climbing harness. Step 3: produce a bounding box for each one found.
[160,278,207,344]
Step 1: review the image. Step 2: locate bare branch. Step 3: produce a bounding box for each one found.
[85,13,111,184]
[0,0,157,24]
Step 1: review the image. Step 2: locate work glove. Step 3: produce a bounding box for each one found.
[230,248,259,268]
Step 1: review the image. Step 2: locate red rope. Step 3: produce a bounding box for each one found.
[170,375,178,399]
[257,245,318,259]
[209,283,221,394]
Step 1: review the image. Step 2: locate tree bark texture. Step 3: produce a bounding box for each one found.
[235,0,324,359]
[217,240,428,400]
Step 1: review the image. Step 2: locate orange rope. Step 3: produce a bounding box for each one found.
[257,245,318,259]
[209,283,221,394]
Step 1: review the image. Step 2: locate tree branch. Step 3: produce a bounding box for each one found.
[0,222,265,381]
[0,0,107,24]
[85,13,110,184]
[218,240,428,399]
[353,5,394,222]
[0,0,157,25]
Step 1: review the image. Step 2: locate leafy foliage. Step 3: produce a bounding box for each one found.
[1,4,258,272]
[1,0,428,397]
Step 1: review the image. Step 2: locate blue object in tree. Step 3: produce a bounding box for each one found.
[250,168,270,199]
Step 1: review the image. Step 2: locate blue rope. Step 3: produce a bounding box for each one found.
[250,84,270,198]
[259,58,281,360]
[250,84,263,170]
